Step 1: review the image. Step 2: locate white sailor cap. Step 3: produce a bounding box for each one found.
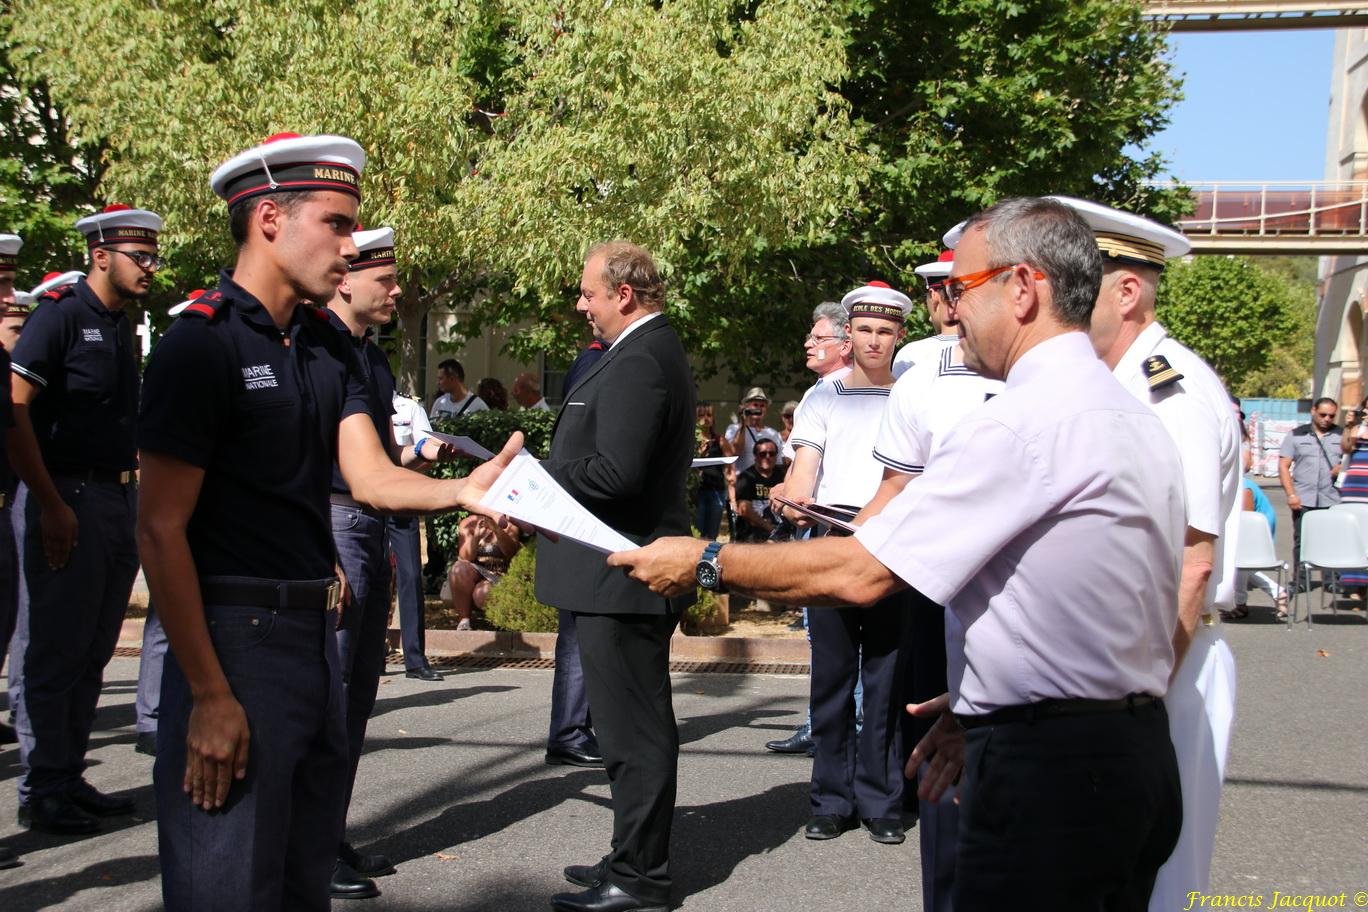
[74,205,162,249]
[0,233,21,272]
[913,250,954,283]
[30,270,84,300]
[168,289,209,317]
[211,133,366,205]
[942,219,967,250]
[350,226,395,271]
[1045,195,1189,268]
[4,291,34,318]
[840,281,913,321]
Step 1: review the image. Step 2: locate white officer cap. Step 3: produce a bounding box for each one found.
[1045,195,1189,268]
[841,281,913,322]
[74,205,163,249]
[0,233,21,272]
[349,226,395,271]
[211,132,367,205]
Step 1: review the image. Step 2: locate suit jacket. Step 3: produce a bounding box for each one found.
[535,315,695,615]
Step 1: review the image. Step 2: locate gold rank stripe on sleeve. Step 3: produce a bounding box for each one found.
[1142,354,1183,391]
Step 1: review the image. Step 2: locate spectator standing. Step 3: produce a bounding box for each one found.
[723,388,783,479]
[512,371,552,411]
[430,358,488,420]
[388,392,444,681]
[1279,397,1342,573]
[694,404,727,540]
[477,376,508,411]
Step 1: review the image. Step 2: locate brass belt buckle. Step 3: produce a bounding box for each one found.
[1200,612,1217,627]
[326,579,342,612]
[0,491,6,509]
[118,470,133,484]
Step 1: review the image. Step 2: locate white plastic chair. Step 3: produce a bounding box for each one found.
[1296,510,1368,627]
[1235,512,1287,627]
[1329,502,1368,554]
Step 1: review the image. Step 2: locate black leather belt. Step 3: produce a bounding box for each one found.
[329,493,380,517]
[200,575,342,612]
[51,466,135,485]
[955,694,1159,730]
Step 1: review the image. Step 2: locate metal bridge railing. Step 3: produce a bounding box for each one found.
[1152,181,1368,238]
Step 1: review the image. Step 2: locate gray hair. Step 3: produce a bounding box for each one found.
[810,301,849,341]
[959,197,1102,329]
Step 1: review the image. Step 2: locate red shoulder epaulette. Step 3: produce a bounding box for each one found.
[305,305,331,322]
[181,290,226,319]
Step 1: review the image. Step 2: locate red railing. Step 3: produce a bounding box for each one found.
[1156,182,1368,237]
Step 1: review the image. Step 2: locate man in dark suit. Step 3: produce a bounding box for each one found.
[538,242,695,912]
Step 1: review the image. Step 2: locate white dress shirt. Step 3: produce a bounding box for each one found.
[854,332,1186,715]
[1113,322,1242,611]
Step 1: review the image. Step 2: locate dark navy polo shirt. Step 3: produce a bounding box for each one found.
[138,273,370,580]
[324,308,397,496]
[8,278,139,473]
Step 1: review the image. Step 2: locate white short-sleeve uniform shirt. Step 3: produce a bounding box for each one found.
[892,333,958,379]
[854,332,1187,716]
[874,343,1004,476]
[788,377,892,508]
[1113,322,1242,611]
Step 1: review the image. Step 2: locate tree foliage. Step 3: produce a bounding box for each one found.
[1156,256,1309,394]
[8,0,1183,388]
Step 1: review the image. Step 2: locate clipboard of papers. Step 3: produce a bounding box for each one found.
[773,495,859,535]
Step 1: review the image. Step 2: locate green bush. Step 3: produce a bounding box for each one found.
[483,538,560,633]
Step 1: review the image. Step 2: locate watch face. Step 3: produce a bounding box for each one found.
[697,562,719,589]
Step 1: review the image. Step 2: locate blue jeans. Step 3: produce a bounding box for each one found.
[694,488,725,540]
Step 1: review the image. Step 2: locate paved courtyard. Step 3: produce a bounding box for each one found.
[0,602,1365,911]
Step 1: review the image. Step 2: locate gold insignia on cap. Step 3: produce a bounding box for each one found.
[1095,232,1167,268]
[1143,354,1183,390]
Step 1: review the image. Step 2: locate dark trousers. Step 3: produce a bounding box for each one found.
[332,504,392,814]
[901,588,956,912]
[12,479,138,802]
[547,608,594,750]
[136,603,169,734]
[386,517,427,671]
[693,488,725,540]
[954,701,1181,911]
[0,503,16,680]
[808,593,908,819]
[155,599,348,912]
[575,612,679,906]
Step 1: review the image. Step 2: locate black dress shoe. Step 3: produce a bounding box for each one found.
[340,841,396,877]
[546,744,605,768]
[17,795,100,835]
[804,814,857,840]
[764,725,812,754]
[863,817,906,844]
[134,732,158,756]
[0,721,16,744]
[563,856,607,888]
[550,882,667,912]
[0,846,20,870]
[330,860,380,900]
[67,779,135,817]
[405,666,443,682]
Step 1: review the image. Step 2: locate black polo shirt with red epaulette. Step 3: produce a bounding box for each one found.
[9,278,139,473]
[138,272,370,580]
[323,308,397,496]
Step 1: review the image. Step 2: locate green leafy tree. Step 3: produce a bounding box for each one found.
[1156,256,1304,393]
[8,0,1183,390]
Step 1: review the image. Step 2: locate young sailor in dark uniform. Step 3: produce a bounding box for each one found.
[8,206,158,834]
[136,132,519,912]
[323,225,453,899]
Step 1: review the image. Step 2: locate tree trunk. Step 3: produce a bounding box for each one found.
[395,276,426,396]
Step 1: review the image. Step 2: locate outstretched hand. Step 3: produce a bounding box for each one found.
[906,693,964,802]
[606,537,707,597]
[457,431,524,517]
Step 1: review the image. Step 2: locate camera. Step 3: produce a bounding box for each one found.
[743,408,763,417]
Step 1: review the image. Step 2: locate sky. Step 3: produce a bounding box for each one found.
[1148,28,1336,182]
